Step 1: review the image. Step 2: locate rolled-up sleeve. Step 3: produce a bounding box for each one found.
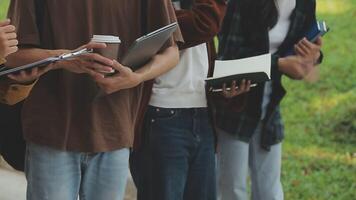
[7,0,41,47]
[146,0,184,48]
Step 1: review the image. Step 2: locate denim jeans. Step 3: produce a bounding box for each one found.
[130,106,216,200]
[217,124,283,200]
[25,142,129,200]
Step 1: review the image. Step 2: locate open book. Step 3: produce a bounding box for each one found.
[206,53,271,91]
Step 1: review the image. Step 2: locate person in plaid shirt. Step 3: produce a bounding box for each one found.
[214,0,323,199]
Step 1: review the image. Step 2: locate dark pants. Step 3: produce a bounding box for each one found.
[130,106,216,200]
[0,102,25,171]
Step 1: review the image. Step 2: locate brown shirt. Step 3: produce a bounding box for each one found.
[8,0,182,152]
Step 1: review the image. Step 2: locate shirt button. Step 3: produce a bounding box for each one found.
[156,108,160,112]
[170,110,175,114]
[151,119,155,123]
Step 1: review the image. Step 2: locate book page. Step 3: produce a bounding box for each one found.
[212,53,271,79]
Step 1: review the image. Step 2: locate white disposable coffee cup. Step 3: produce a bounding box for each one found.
[91,35,121,60]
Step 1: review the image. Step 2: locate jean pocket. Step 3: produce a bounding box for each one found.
[149,107,178,121]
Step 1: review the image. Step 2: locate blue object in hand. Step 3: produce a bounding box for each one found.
[283,21,329,56]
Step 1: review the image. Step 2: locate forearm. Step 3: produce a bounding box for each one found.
[5,48,69,67]
[136,45,179,82]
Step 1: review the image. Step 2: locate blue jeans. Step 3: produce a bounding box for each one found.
[217,124,283,200]
[130,106,216,200]
[25,142,129,200]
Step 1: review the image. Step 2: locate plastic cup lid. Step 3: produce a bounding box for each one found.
[91,35,121,43]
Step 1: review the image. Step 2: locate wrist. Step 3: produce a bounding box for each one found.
[51,49,71,57]
[277,57,287,73]
[134,71,145,84]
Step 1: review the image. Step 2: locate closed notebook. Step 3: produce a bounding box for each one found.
[206,53,271,90]
[0,49,92,78]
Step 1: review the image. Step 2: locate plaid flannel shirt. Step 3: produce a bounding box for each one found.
[214,0,320,150]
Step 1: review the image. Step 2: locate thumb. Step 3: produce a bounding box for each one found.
[0,19,11,27]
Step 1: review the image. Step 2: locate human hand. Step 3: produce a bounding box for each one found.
[294,37,322,64]
[278,55,315,80]
[221,79,251,99]
[52,42,114,74]
[85,60,143,94]
[7,65,53,84]
[0,19,18,59]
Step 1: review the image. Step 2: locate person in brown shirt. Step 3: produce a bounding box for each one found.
[6,0,183,199]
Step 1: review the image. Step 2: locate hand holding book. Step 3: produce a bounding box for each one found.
[283,21,328,56]
[294,37,322,64]
[7,65,52,85]
[220,79,252,98]
[206,53,271,91]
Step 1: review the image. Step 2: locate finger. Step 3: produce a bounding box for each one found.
[30,67,39,77]
[295,45,308,57]
[7,39,18,47]
[222,83,228,97]
[241,79,247,91]
[20,70,29,77]
[5,46,18,56]
[5,32,17,40]
[1,25,16,33]
[82,53,114,66]
[294,45,307,57]
[9,70,28,81]
[85,42,107,50]
[231,80,237,91]
[7,74,29,83]
[7,74,18,81]
[0,19,11,27]
[301,38,316,50]
[246,80,252,91]
[85,61,114,73]
[236,79,246,95]
[81,66,106,80]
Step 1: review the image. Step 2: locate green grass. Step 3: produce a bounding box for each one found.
[281,0,356,199]
[0,1,8,20]
[1,0,355,199]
